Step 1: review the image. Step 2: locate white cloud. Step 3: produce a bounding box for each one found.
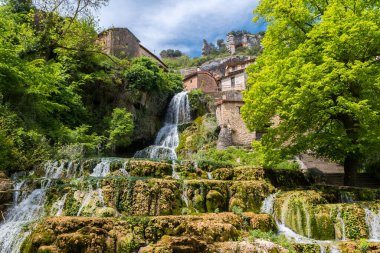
[97,0,261,56]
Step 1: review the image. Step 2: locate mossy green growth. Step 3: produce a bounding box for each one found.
[206,190,224,212]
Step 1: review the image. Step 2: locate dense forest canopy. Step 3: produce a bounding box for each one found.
[242,0,380,186]
[0,0,182,172]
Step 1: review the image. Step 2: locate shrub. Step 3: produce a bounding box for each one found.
[107,108,134,150]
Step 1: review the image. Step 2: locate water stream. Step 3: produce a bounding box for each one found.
[261,193,342,253]
[134,91,191,160]
[0,159,127,252]
[365,208,380,241]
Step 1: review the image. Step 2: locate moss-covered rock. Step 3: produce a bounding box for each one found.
[22,213,275,252]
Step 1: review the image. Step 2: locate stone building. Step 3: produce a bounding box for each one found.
[215,91,257,148]
[226,31,263,54]
[220,59,255,91]
[183,71,219,93]
[98,28,168,70]
[212,58,259,148]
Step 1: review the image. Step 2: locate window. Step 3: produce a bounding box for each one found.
[190,79,192,83]
[231,77,235,88]
[237,106,241,114]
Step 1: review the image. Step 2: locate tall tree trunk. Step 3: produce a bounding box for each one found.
[343,155,359,186]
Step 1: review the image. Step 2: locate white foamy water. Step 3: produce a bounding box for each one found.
[260,193,342,253]
[336,210,346,241]
[53,193,68,216]
[134,91,191,160]
[365,208,380,241]
[207,172,213,180]
[91,159,111,177]
[260,192,279,215]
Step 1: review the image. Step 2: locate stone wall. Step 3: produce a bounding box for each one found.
[221,72,247,91]
[183,72,219,93]
[98,28,140,58]
[215,98,256,147]
[98,28,167,70]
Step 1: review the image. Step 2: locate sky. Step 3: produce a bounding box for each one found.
[97,0,265,57]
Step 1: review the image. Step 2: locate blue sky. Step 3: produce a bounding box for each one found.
[97,0,265,57]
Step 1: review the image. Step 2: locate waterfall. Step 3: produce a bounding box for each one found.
[182,182,189,208]
[364,208,380,241]
[336,210,346,241]
[171,161,180,180]
[91,159,111,177]
[77,185,94,216]
[134,91,191,160]
[0,161,62,253]
[207,172,213,180]
[339,192,353,203]
[53,193,68,216]
[260,192,279,215]
[260,193,341,253]
[13,180,25,205]
[120,162,129,176]
[0,159,117,252]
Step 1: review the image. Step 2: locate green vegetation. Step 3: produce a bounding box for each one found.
[107,108,134,151]
[249,229,294,251]
[0,1,182,172]
[242,0,380,186]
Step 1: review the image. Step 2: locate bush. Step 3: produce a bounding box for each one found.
[107,108,134,150]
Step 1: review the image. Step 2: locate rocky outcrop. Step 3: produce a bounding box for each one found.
[200,56,252,79]
[82,82,171,153]
[22,213,277,253]
[217,125,233,149]
[0,172,12,221]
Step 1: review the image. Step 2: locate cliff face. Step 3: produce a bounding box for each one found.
[199,55,253,79]
[82,82,170,154]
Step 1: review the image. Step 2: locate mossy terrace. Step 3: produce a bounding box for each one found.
[9,158,380,252]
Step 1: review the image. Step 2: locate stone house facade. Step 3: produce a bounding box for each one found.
[183,71,219,93]
[98,28,168,70]
[213,58,259,148]
[215,91,257,148]
[220,59,254,91]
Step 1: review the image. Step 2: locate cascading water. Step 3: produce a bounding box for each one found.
[336,210,346,241]
[260,193,342,253]
[207,172,213,180]
[260,192,279,215]
[364,208,380,241]
[0,161,58,253]
[0,159,128,253]
[134,91,191,160]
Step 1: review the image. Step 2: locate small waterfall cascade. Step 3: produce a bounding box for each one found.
[0,161,59,253]
[260,192,279,214]
[260,193,341,253]
[134,91,191,160]
[207,172,213,180]
[90,159,111,177]
[120,162,129,177]
[339,192,354,203]
[77,184,94,216]
[0,158,126,253]
[12,180,25,205]
[52,193,68,216]
[364,208,380,241]
[171,161,180,180]
[182,182,189,208]
[336,210,346,241]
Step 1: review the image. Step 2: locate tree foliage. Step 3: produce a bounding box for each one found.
[160,49,183,58]
[107,108,134,150]
[242,0,380,185]
[0,1,182,172]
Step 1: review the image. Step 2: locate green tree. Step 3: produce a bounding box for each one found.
[242,0,380,186]
[107,108,134,150]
